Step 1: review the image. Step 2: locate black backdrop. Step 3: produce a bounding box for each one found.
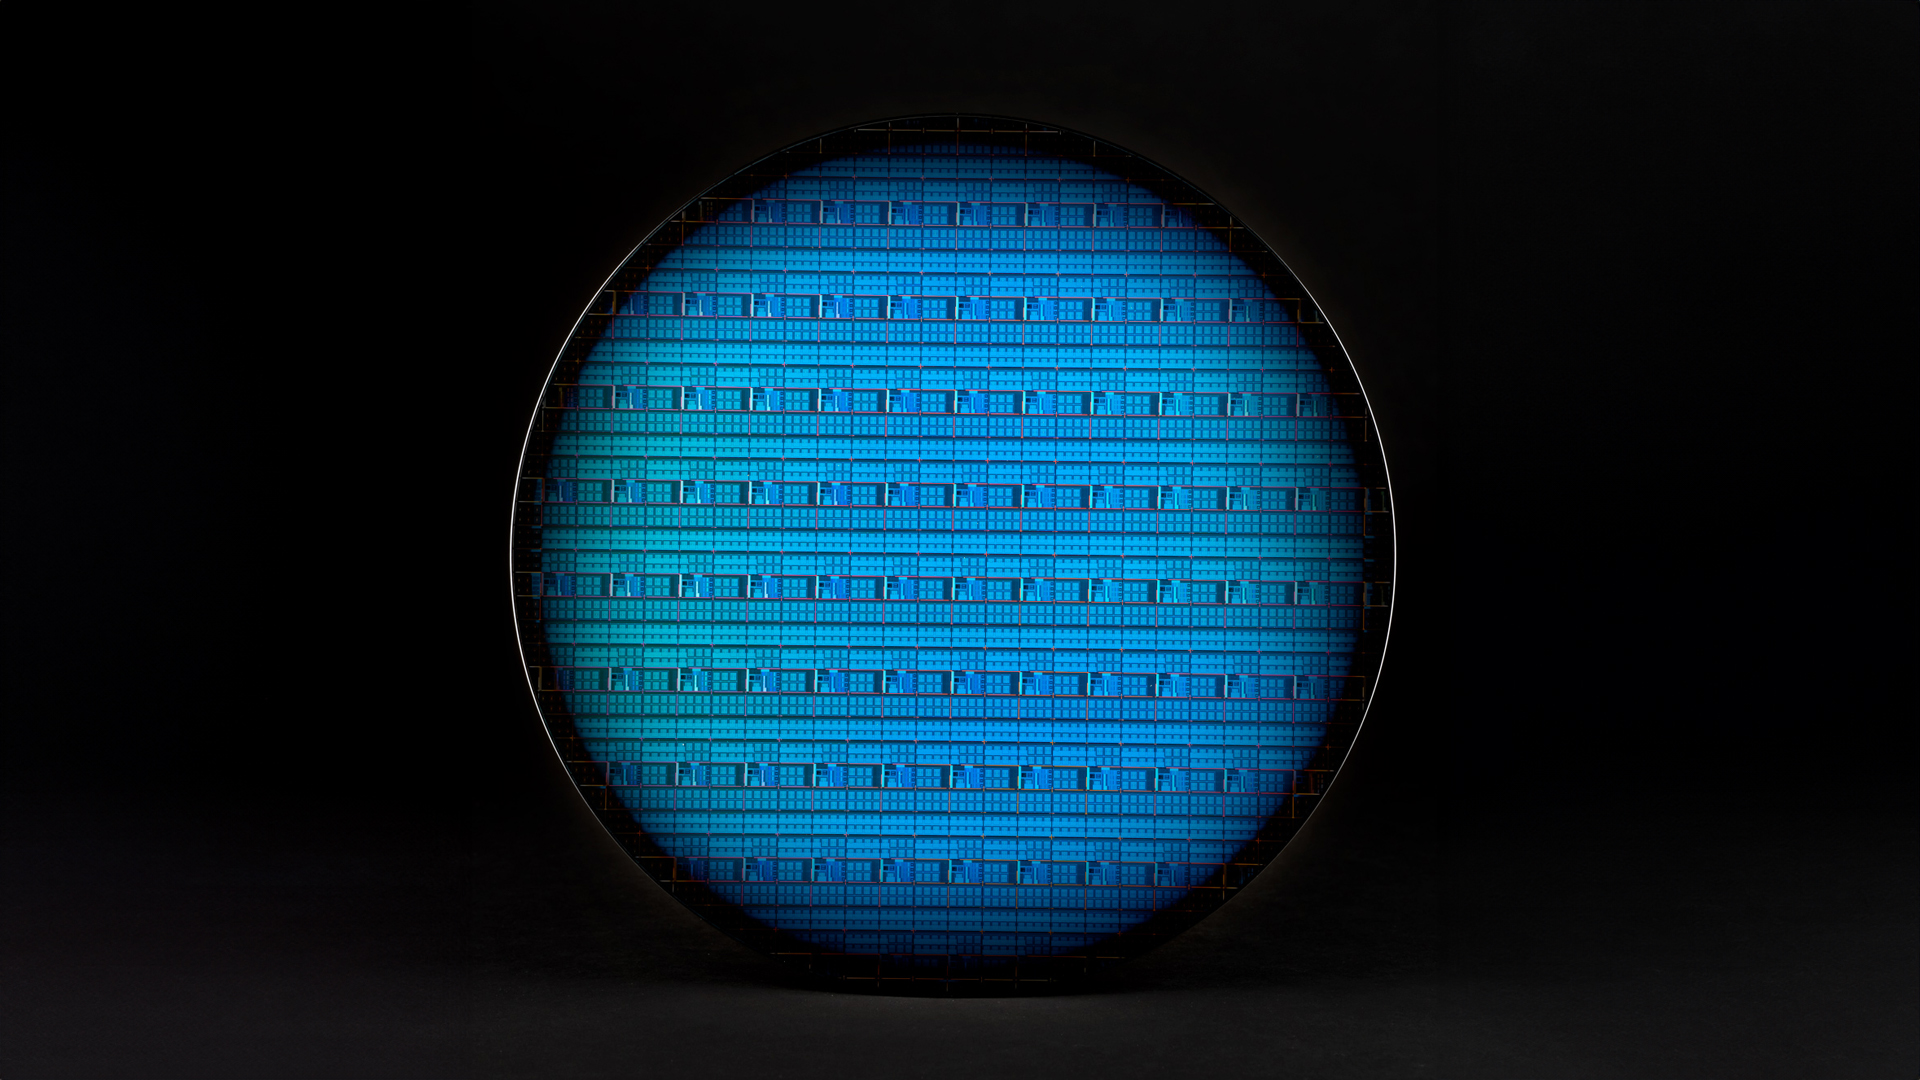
[2,3,1914,1076]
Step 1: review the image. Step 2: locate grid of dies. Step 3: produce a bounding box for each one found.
[514,130,1390,982]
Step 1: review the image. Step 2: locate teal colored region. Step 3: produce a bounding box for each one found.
[514,127,1390,984]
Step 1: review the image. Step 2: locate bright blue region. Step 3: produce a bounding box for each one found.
[527,143,1368,961]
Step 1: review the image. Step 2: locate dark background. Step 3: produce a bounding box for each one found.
[2,2,1914,1076]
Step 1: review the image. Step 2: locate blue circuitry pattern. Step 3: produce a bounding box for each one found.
[512,118,1392,987]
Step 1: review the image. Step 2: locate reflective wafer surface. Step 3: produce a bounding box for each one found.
[512,118,1393,988]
